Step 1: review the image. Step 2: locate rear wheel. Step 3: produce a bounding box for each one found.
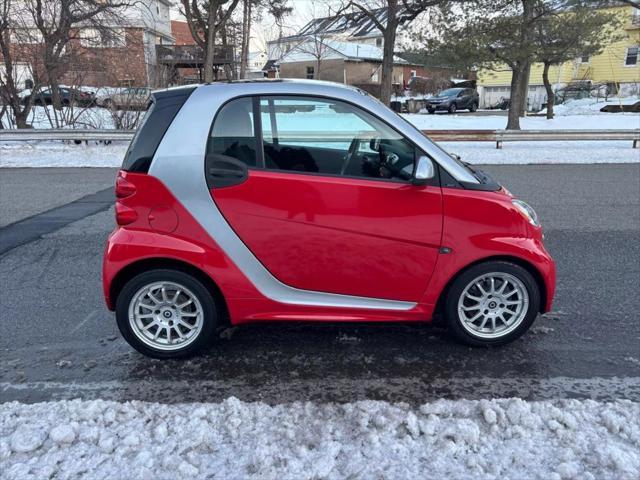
[444,261,540,346]
[469,102,478,112]
[115,269,218,359]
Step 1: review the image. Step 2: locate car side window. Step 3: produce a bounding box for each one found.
[208,97,258,167]
[259,96,416,182]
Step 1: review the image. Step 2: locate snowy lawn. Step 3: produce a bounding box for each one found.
[403,112,639,131]
[1,397,638,480]
[2,138,638,167]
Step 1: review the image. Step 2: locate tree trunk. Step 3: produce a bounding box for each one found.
[517,61,530,117]
[542,61,554,120]
[380,23,397,105]
[239,0,251,79]
[14,110,30,129]
[203,2,218,82]
[506,66,523,130]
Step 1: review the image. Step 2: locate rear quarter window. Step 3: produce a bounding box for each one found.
[121,86,196,172]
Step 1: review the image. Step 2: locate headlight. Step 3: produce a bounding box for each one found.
[512,199,540,226]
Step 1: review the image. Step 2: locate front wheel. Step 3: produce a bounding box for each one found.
[427,109,435,114]
[444,261,540,346]
[115,269,219,359]
[448,103,457,114]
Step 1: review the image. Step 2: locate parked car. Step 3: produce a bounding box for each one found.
[99,87,151,110]
[426,88,479,114]
[103,81,555,358]
[21,86,95,107]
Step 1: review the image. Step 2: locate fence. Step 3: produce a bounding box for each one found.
[1,128,638,148]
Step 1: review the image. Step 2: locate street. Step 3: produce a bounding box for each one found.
[1,164,639,404]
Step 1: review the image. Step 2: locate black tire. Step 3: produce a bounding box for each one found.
[448,103,457,114]
[427,109,435,114]
[115,269,219,359]
[444,261,540,347]
[469,102,478,112]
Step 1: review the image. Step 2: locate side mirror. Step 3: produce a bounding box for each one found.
[369,137,381,152]
[413,155,435,186]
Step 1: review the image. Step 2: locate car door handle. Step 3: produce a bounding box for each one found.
[205,154,249,188]
[209,167,245,178]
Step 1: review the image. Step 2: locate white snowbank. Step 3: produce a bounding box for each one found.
[1,397,639,480]
[541,97,639,116]
[0,142,128,167]
[403,112,639,130]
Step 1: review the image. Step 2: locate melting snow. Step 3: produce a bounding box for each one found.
[1,397,638,479]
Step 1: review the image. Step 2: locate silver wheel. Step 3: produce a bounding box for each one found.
[457,272,529,339]
[128,281,204,351]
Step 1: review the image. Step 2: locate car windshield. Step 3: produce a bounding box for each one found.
[438,89,462,97]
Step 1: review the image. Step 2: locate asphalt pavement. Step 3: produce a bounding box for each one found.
[1,164,639,404]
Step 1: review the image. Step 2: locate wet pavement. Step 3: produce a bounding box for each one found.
[1,164,639,404]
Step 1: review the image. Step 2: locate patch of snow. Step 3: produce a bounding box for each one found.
[403,112,639,130]
[541,97,640,116]
[0,142,128,167]
[439,140,639,165]
[1,398,639,479]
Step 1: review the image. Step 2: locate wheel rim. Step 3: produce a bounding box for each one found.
[457,272,529,339]
[128,281,204,351]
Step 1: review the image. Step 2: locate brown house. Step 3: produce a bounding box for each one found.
[0,0,174,89]
[275,39,424,95]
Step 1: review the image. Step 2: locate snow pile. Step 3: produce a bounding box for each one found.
[403,112,639,130]
[1,397,639,479]
[0,141,128,168]
[543,97,640,116]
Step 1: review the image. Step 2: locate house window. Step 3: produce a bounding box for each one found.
[624,47,638,66]
[580,55,589,63]
[376,38,382,47]
[80,27,126,48]
[306,66,314,79]
[410,70,417,77]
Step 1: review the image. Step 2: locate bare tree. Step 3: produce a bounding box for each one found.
[238,0,291,79]
[0,0,50,128]
[341,0,461,105]
[19,0,130,111]
[293,33,334,80]
[181,0,241,82]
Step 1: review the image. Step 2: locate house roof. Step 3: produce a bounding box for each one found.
[278,39,409,65]
[275,6,415,44]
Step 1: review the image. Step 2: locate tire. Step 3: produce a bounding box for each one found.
[115,269,219,359]
[444,261,540,347]
[469,102,478,112]
[448,103,457,114]
[427,109,435,114]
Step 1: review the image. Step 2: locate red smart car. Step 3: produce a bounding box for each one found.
[103,80,555,359]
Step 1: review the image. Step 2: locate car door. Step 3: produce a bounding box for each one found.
[457,89,469,109]
[206,95,443,302]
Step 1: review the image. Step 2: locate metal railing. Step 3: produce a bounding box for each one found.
[422,129,640,149]
[1,128,638,148]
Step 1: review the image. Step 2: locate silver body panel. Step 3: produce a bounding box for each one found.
[149,81,475,311]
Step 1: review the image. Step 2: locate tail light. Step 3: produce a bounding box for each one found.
[115,202,138,225]
[115,174,136,198]
[115,172,138,225]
